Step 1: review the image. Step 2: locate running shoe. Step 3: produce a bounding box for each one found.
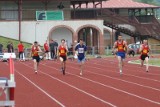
[120,70,122,75]
[35,71,38,74]
[80,71,83,76]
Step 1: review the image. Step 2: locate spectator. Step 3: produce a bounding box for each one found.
[53,39,58,59]
[49,40,55,60]
[7,42,14,53]
[18,41,25,61]
[0,43,3,53]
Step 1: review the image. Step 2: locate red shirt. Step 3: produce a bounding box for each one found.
[117,41,125,52]
[44,43,49,51]
[32,46,39,56]
[18,43,24,52]
[59,45,67,56]
[142,44,149,55]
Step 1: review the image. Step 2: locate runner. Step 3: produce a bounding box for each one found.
[112,35,128,75]
[139,39,151,72]
[57,39,68,75]
[75,39,87,76]
[31,41,42,74]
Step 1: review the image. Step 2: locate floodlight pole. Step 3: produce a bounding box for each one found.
[18,0,22,41]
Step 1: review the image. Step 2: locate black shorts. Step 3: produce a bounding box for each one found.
[140,54,149,61]
[60,55,67,62]
[32,56,40,62]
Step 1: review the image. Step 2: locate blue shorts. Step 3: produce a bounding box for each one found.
[78,57,85,63]
[117,52,126,59]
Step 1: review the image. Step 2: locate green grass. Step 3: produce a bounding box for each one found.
[130,58,160,66]
[0,35,32,50]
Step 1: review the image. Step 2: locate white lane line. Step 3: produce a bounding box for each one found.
[66,61,160,91]
[5,62,66,107]
[21,62,117,107]
[37,60,160,90]
[70,60,160,83]
[101,58,160,74]
[43,62,160,106]
[128,60,160,67]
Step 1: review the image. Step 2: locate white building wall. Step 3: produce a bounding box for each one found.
[0,22,19,39]
[51,28,72,48]
[0,20,103,45]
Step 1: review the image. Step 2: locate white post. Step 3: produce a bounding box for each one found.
[35,22,39,41]
[90,28,93,47]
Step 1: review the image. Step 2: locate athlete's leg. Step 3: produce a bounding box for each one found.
[117,56,122,74]
[61,61,63,70]
[80,60,85,75]
[33,59,37,73]
[141,60,144,67]
[145,57,149,72]
[63,61,66,75]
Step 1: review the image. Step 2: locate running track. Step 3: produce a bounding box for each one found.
[0,56,160,107]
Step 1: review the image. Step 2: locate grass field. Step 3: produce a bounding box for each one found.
[130,58,160,67]
[0,35,32,50]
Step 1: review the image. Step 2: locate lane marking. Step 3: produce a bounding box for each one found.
[42,61,160,105]
[20,62,117,107]
[5,63,66,107]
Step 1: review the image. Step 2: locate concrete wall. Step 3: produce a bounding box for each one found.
[0,20,103,46]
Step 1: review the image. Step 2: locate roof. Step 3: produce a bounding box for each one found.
[79,0,160,9]
[0,0,107,5]
[0,0,106,2]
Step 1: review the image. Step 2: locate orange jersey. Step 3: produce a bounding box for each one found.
[117,41,125,52]
[59,45,67,56]
[32,46,39,56]
[141,44,149,55]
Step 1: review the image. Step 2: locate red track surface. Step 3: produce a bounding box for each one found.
[0,56,160,107]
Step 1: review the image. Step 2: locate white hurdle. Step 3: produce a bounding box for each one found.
[0,53,16,107]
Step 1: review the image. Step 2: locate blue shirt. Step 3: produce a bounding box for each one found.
[75,44,87,59]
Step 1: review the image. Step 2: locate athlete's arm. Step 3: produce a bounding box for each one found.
[74,45,78,55]
[65,45,68,56]
[124,41,128,53]
[43,44,46,51]
[148,45,153,57]
[139,44,143,53]
[112,42,117,54]
[30,45,33,57]
[57,46,60,57]
[84,46,87,56]
[37,46,42,53]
